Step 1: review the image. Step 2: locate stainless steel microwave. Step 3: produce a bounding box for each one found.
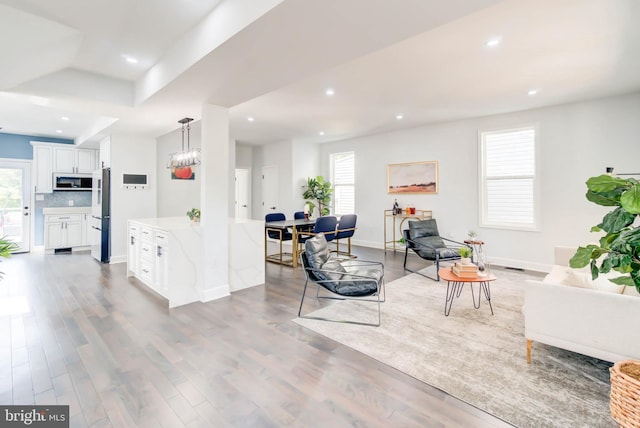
[53,173,93,191]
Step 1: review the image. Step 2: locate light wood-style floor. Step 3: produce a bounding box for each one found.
[1,246,513,427]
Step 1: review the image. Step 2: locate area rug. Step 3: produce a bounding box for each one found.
[293,268,615,428]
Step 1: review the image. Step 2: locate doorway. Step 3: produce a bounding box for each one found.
[235,168,250,220]
[0,159,31,253]
[261,165,278,218]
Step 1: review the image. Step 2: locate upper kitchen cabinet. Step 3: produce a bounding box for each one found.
[99,136,111,168]
[53,146,97,173]
[31,143,53,193]
[31,142,98,193]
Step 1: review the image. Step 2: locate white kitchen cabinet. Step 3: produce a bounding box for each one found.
[154,231,169,295]
[76,149,97,173]
[54,146,97,173]
[53,146,75,173]
[43,207,92,253]
[44,213,83,250]
[127,223,140,276]
[81,213,91,246]
[32,144,53,193]
[31,142,97,193]
[99,136,111,169]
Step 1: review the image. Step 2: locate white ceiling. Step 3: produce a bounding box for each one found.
[0,0,639,147]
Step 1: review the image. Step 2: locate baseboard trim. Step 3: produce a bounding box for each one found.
[109,255,127,264]
[488,256,551,274]
[200,286,230,303]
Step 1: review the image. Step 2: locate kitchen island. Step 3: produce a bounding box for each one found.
[127,217,264,308]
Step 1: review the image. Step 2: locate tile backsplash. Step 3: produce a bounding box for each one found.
[34,191,92,246]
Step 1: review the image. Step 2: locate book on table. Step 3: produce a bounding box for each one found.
[452,262,478,277]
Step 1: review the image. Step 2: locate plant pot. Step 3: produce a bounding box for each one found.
[610,359,640,427]
[461,257,472,265]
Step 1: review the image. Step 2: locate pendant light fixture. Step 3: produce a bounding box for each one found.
[167,117,200,169]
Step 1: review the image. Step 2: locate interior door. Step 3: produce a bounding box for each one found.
[0,159,31,252]
[261,165,278,218]
[235,168,250,220]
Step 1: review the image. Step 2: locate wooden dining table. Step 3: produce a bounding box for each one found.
[264,218,316,267]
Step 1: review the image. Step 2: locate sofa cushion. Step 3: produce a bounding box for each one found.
[543,265,626,294]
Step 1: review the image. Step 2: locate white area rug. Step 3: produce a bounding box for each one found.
[294,269,615,428]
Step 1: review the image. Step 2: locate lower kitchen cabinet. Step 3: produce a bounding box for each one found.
[43,207,92,253]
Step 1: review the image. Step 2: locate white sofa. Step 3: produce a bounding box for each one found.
[524,247,640,364]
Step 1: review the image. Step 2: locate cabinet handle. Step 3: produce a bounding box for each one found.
[130,236,135,245]
[157,246,162,257]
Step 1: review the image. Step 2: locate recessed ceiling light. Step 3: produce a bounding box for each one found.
[319,131,325,136]
[527,89,539,96]
[396,114,404,120]
[247,117,255,122]
[61,116,69,121]
[485,37,501,47]
[125,56,138,64]
[55,130,62,134]
[325,88,335,96]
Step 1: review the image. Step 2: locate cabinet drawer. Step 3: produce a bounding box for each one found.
[129,224,139,235]
[139,261,154,284]
[140,241,154,260]
[155,231,169,245]
[140,227,153,239]
[46,214,82,223]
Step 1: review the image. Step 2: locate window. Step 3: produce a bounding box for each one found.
[480,126,538,230]
[331,151,355,215]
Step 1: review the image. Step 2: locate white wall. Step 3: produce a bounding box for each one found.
[318,92,640,270]
[236,144,253,169]
[251,140,321,219]
[110,135,157,262]
[156,122,202,217]
[253,140,295,219]
[291,140,320,213]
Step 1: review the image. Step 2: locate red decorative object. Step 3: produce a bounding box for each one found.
[173,166,193,179]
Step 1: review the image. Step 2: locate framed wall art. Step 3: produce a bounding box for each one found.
[387,161,438,194]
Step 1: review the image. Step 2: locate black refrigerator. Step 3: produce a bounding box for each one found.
[91,168,111,263]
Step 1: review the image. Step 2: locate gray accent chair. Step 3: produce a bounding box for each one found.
[403,219,468,281]
[298,234,385,326]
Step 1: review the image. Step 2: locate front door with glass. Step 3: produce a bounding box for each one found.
[0,160,31,253]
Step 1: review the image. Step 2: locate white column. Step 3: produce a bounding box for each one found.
[199,104,231,301]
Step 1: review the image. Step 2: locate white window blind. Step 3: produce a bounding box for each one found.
[331,151,355,215]
[480,127,537,230]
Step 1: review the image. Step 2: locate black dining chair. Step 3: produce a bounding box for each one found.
[333,214,357,258]
[297,215,338,252]
[265,212,293,265]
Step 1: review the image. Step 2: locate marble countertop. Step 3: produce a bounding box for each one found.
[43,206,91,215]
[129,216,264,230]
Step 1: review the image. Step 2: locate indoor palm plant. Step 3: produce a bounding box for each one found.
[569,173,640,426]
[303,176,333,216]
[0,236,18,281]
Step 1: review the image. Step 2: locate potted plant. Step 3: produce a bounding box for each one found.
[186,208,201,223]
[0,236,18,281]
[459,246,472,265]
[303,176,333,216]
[569,173,640,426]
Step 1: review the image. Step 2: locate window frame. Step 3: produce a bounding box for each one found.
[478,125,540,232]
[330,151,355,216]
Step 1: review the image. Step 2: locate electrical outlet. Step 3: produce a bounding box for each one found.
[68,200,74,206]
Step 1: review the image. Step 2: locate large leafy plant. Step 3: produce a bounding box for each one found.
[0,236,18,281]
[570,174,640,292]
[303,176,333,216]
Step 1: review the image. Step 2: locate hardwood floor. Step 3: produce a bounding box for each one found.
[1,247,513,427]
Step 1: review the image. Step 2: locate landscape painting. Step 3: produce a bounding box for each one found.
[387,161,438,194]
